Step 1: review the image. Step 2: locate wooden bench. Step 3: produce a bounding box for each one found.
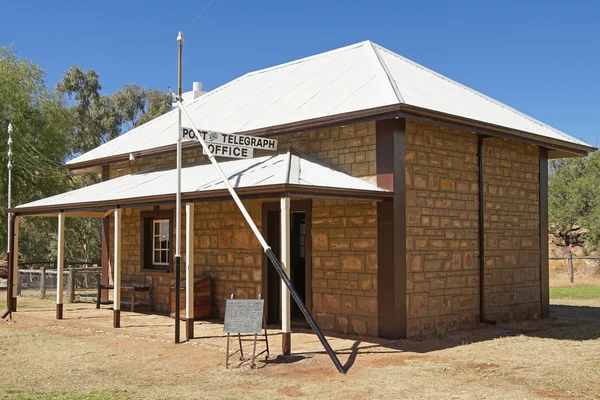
[96,277,152,312]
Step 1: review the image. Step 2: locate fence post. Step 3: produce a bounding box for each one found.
[568,251,574,284]
[68,268,76,303]
[17,270,21,296]
[40,267,46,299]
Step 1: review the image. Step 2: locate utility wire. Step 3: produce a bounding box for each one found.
[15,143,67,171]
[24,141,63,167]
[184,0,217,32]
[13,154,70,177]
[14,149,67,175]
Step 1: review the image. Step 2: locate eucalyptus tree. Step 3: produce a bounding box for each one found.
[549,151,600,252]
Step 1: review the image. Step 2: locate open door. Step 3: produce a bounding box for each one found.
[262,200,312,326]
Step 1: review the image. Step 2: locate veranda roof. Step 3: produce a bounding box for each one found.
[66,40,594,170]
[13,152,390,215]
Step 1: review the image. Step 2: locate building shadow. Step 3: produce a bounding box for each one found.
[285,303,600,372]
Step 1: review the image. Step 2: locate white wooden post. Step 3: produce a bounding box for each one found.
[281,197,291,354]
[56,213,65,319]
[12,216,19,309]
[113,208,122,328]
[185,202,195,340]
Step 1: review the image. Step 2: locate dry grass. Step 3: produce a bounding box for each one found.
[1,283,599,399]
[0,293,60,311]
[1,300,600,400]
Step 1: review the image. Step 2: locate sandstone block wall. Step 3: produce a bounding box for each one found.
[482,137,541,322]
[311,199,379,337]
[106,121,379,335]
[192,200,264,317]
[108,198,378,333]
[405,119,541,337]
[274,121,377,185]
[109,121,377,185]
[405,121,480,337]
[108,205,172,314]
[108,201,264,316]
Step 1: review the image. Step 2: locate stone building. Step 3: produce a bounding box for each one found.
[9,41,595,342]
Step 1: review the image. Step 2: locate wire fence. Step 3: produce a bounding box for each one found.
[549,255,600,284]
[1,262,101,304]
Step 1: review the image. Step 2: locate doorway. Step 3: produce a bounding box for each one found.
[262,200,312,327]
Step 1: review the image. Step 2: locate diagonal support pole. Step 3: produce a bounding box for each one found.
[175,98,345,374]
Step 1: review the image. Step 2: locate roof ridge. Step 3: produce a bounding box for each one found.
[372,43,585,145]
[367,41,404,104]
[246,42,368,77]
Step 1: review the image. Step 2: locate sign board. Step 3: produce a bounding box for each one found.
[202,144,254,159]
[223,299,264,334]
[181,127,278,151]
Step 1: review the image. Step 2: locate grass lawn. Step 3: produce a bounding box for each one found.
[550,285,600,300]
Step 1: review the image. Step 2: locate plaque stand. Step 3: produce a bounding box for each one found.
[225,294,270,369]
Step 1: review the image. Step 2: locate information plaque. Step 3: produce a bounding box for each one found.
[223,299,264,334]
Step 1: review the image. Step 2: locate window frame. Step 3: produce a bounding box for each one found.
[140,209,173,272]
[152,219,170,266]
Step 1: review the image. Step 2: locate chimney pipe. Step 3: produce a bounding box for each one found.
[192,82,204,99]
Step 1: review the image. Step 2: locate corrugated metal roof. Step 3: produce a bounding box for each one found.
[67,41,592,167]
[18,153,386,212]
[372,44,591,147]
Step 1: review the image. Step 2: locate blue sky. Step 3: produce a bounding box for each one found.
[1,0,598,146]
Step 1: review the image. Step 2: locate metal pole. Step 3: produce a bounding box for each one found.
[175,101,346,373]
[7,123,12,254]
[174,31,184,344]
[3,123,13,318]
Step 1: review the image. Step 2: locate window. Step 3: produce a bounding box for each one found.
[141,210,173,271]
[152,219,170,265]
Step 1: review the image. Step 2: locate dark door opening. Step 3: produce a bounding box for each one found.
[265,209,309,327]
[290,212,306,322]
[266,210,281,325]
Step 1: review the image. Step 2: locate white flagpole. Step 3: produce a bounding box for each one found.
[174,31,184,344]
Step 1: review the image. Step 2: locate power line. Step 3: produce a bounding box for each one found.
[184,0,217,32]
[24,141,63,167]
[15,144,66,173]
[14,154,65,176]
[13,154,70,177]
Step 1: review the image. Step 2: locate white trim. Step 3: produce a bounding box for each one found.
[152,219,170,266]
[12,216,19,297]
[281,197,291,333]
[56,213,65,307]
[185,203,194,320]
[114,209,122,311]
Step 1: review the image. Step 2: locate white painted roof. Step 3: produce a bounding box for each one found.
[67,41,592,167]
[18,153,385,212]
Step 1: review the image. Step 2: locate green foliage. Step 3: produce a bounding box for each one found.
[0,46,72,261]
[549,151,600,249]
[1,46,171,264]
[57,67,172,154]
